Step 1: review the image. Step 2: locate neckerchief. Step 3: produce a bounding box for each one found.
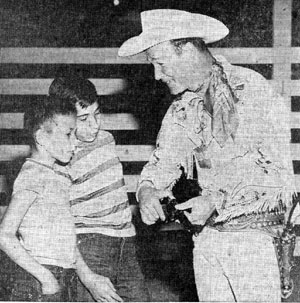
[170,59,242,178]
[196,60,240,147]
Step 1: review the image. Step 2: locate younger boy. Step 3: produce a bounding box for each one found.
[49,77,149,302]
[0,97,122,302]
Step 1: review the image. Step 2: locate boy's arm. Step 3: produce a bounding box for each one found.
[0,190,60,295]
[75,247,123,302]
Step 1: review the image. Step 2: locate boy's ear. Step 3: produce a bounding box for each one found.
[35,129,48,147]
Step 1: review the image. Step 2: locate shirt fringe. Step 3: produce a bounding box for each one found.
[214,187,296,223]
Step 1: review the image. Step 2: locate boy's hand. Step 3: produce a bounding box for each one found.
[40,271,60,295]
[75,247,122,301]
[85,273,123,302]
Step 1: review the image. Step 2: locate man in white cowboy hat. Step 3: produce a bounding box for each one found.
[119,9,296,302]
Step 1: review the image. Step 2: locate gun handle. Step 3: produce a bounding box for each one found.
[192,224,204,236]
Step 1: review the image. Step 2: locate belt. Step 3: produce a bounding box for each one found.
[207,211,285,233]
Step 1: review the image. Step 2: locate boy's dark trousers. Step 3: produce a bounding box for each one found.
[77,233,150,302]
[4,262,77,302]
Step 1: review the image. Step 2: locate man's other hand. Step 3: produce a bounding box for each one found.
[175,196,215,225]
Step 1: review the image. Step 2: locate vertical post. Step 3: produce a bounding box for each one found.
[0,175,8,222]
[273,0,292,97]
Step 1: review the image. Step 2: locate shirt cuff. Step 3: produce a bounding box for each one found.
[135,180,155,203]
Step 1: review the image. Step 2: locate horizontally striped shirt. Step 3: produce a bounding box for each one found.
[69,130,135,237]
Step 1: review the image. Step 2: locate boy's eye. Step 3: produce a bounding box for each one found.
[78,116,87,122]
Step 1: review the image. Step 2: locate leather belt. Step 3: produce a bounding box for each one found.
[207,212,285,232]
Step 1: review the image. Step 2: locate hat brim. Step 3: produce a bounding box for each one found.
[118,25,229,57]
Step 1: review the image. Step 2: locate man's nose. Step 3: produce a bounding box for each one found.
[154,65,163,81]
[70,133,76,152]
[88,116,98,129]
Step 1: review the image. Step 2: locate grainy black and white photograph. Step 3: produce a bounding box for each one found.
[0,0,300,302]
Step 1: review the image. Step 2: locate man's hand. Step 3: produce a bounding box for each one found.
[40,270,60,295]
[138,186,173,225]
[84,273,123,302]
[175,196,215,225]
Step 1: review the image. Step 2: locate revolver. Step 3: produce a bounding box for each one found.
[160,169,203,235]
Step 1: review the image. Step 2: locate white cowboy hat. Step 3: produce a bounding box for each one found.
[118,9,229,57]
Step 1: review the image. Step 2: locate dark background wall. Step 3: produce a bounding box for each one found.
[0,0,274,47]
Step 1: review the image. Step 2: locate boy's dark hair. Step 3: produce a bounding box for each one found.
[49,76,98,109]
[24,96,76,146]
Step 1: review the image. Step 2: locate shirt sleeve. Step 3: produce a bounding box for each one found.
[12,165,44,197]
[137,106,192,194]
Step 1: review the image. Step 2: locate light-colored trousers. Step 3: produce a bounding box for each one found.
[193,228,281,302]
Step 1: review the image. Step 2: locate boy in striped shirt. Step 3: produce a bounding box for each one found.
[49,76,149,302]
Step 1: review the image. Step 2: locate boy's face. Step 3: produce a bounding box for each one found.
[75,101,101,142]
[43,114,76,164]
